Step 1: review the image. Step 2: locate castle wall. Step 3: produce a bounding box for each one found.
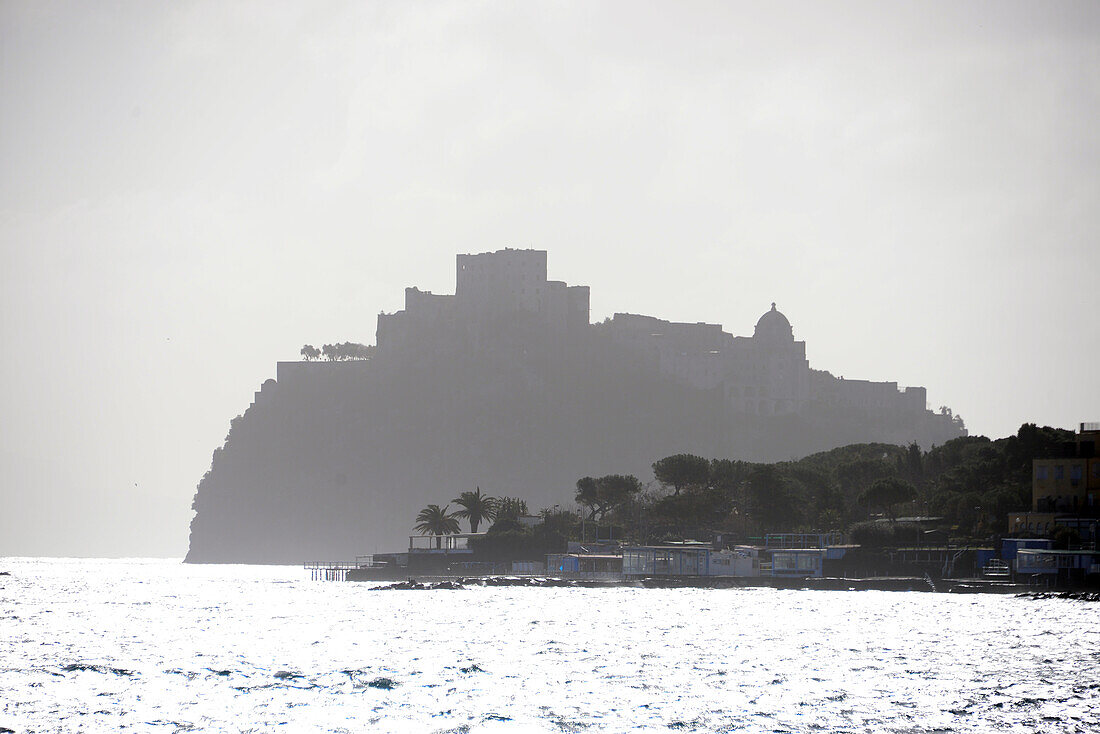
[456,248,547,315]
[376,250,950,429]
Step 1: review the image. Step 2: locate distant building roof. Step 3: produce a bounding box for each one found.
[754,303,793,342]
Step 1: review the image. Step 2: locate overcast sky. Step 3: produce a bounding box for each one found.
[2,1,1097,558]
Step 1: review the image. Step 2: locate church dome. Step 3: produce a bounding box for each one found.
[754,303,793,342]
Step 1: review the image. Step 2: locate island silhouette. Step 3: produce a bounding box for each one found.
[185,249,964,563]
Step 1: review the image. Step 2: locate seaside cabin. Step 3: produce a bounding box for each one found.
[709,546,762,577]
[545,553,622,577]
[883,547,994,578]
[407,532,480,570]
[760,532,857,577]
[622,545,710,577]
[1016,548,1100,586]
[1001,537,1053,566]
[768,548,826,578]
[511,560,546,575]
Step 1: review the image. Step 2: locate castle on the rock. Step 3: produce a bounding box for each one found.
[369,248,957,429]
[196,247,965,563]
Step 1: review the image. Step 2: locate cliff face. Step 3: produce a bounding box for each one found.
[185,322,964,564]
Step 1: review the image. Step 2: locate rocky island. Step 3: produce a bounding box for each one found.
[185,249,964,563]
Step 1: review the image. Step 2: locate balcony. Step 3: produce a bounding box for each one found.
[408,533,483,553]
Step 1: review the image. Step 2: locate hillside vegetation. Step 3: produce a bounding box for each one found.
[564,423,1074,545]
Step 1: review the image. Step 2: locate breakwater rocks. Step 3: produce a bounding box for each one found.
[1016,591,1100,602]
[371,577,618,590]
[368,576,944,592]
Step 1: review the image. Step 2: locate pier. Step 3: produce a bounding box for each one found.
[304,557,376,581]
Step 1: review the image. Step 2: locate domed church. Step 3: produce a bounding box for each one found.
[754,302,793,342]
[740,303,810,416]
[606,300,926,421]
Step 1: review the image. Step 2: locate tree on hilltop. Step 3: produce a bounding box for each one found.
[300,344,321,361]
[319,342,372,361]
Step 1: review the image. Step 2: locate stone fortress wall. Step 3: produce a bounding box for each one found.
[373,247,950,427]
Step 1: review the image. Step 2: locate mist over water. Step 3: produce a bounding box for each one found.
[3,559,1098,732]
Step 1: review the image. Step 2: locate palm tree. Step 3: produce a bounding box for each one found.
[414,504,461,549]
[452,487,498,533]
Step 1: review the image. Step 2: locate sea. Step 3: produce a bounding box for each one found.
[1,558,1098,733]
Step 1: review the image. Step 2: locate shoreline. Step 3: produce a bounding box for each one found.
[360,574,1065,594]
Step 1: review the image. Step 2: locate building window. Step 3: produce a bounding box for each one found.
[1071,465,1083,481]
[1055,466,1064,480]
[797,554,818,571]
[773,554,796,571]
[1036,466,1048,480]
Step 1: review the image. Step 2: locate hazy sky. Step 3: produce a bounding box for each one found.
[2,1,1098,557]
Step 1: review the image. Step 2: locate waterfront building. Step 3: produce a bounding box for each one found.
[1008,422,1100,540]
[1016,548,1100,586]
[545,553,623,577]
[709,546,762,577]
[769,548,826,578]
[407,532,480,570]
[622,545,711,577]
[1000,537,1053,565]
[511,560,546,574]
[883,547,995,578]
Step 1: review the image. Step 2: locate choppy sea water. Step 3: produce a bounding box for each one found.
[1,559,1098,733]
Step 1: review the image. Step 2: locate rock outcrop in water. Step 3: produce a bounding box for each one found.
[185,249,964,563]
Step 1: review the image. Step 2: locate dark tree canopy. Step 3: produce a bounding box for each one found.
[744,465,799,532]
[469,519,566,562]
[836,457,893,499]
[897,442,924,486]
[320,342,373,361]
[495,497,529,521]
[575,474,643,521]
[431,422,1067,560]
[652,454,710,495]
[859,477,918,521]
